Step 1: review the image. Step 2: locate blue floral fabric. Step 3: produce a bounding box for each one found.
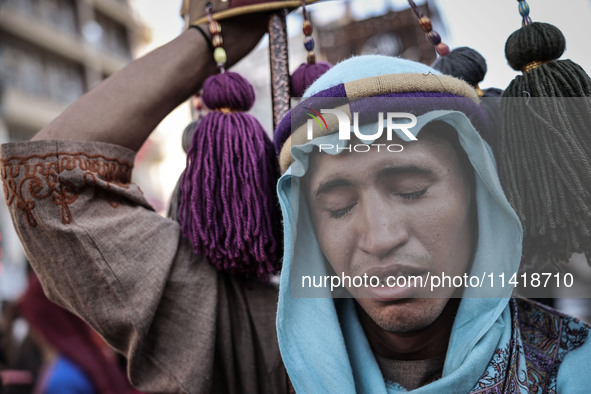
[473,298,590,393]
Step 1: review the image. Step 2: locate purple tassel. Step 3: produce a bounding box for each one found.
[290,61,332,97]
[179,72,281,282]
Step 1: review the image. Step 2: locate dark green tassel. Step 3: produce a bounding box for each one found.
[500,22,591,265]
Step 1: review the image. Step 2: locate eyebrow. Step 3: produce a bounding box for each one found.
[313,165,434,198]
[375,165,434,182]
[313,178,352,199]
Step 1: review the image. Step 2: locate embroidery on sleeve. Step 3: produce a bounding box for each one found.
[1,152,133,227]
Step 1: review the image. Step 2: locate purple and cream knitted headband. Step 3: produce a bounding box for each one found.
[274,67,485,173]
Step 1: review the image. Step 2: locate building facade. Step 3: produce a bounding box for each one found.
[0,0,147,300]
[0,0,147,140]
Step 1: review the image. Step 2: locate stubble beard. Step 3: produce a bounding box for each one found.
[361,298,449,334]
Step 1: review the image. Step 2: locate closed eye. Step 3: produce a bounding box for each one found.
[329,202,357,219]
[399,188,428,200]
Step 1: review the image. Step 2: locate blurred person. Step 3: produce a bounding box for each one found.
[1,301,10,367]
[1,299,37,393]
[16,274,139,394]
[1,334,38,394]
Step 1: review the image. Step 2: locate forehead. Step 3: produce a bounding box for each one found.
[305,131,469,189]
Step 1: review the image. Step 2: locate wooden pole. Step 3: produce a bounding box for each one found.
[268,10,291,130]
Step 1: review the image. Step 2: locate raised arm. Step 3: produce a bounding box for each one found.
[3,17,278,392]
[32,17,267,151]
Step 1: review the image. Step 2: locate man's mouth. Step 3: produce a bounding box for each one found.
[365,264,428,281]
[358,264,430,301]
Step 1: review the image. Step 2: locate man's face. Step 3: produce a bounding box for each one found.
[305,128,475,333]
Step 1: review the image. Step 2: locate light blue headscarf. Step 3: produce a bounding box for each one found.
[275,55,524,393]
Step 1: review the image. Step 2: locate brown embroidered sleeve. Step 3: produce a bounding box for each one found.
[0,140,207,392]
[0,141,190,392]
[2,146,135,227]
[0,140,286,394]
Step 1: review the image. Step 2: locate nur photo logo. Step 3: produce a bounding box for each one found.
[305,108,418,152]
[304,107,328,132]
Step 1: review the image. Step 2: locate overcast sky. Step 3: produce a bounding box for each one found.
[132,0,591,91]
[434,0,591,89]
[307,0,591,90]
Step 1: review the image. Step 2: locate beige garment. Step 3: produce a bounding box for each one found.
[0,140,287,394]
[375,354,444,390]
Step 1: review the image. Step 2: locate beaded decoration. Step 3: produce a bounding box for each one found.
[301,0,315,64]
[409,1,495,101]
[517,0,532,27]
[516,0,540,72]
[206,4,227,71]
[407,0,449,57]
[289,0,331,97]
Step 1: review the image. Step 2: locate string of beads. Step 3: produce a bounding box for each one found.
[206,4,227,71]
[407,0,449,57]
[301,0,316,64]
[518,0,532,26]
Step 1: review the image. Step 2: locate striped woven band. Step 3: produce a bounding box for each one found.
[274,72,481,172]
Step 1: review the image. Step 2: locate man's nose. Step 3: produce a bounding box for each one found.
[357,195,410,258]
